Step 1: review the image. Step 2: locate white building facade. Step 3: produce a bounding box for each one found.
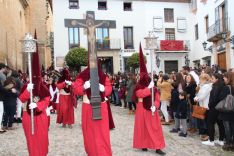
[53,0,234,74]
[53,0,194,74]
[190,0,234,70]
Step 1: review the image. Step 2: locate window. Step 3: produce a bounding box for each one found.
[153,17,163,32]
[195,24,199,40]
[69,0,79,9]
[177,18,187,32]
[123,2,132,11]
[165,28,175,40]
[98,1,107,10]
[164,8,174,22]
[68,28,80,49]
[96,28,109,49]
[205,15,209,33]
[124,27,134,49]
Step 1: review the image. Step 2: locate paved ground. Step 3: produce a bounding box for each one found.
[0,101,234,156]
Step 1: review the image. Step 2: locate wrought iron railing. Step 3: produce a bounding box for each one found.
[96,39,121,50]
[207,17,229,40]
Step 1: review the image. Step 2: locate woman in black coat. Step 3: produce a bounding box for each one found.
[219,72,234,151]
[202,73,225,146]
[2,77,18,130]
[184,74,197,133]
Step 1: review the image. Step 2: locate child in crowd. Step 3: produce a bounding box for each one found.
[118,82,126,108]
[175,91,188,137]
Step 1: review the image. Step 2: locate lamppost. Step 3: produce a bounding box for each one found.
[144,31,158,116]
[156,54,160,68]
[21,33,37,135]
[202,41,213,52]
[184,54,190,67]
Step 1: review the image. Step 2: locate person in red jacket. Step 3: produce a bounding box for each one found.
[72,62,113,156]
[56,67,75,128]
[19,31,50,156]
[132,44,166,155]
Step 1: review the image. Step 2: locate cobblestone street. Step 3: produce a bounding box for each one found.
[0,102,233,156]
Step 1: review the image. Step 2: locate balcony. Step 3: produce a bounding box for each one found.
[96,39,121,51]
[159,40,190,52]
[207,17,229,42]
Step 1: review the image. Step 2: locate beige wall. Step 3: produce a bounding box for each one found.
[0,0,53,71]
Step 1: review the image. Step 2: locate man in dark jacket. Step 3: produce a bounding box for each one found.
[0,63,7,133]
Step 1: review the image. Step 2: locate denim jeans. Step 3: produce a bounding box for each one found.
[223,121,234,144]
[113,88,120,105]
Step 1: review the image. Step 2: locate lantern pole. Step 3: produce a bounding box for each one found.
[145,31,158,116]
[21,33,37,135]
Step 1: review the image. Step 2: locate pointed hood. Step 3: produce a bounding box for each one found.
[32,30,50,98]
[139,43,148,76]
[138,43,150,87]
[58,68,71,83]
[133,43,155,111]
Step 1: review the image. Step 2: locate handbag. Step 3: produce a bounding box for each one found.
[215,86,234,112]
[192,104,207,120]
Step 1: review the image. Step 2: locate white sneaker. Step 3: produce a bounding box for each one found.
[214,140,224,146]
[202,140,215,146]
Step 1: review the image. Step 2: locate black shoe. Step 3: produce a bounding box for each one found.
[142,148,148,151]
[178,132,187,137]
[17,118,22,123]
[156,149,166,155]
[170,128,179,133]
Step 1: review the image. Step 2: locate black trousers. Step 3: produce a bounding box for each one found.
[223,121,234,144]
[207,109,225,141]
[128,102,136,110]
[3,104,16,127]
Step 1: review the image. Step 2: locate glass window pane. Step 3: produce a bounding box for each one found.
[69,28,74,44]
[96,28,103,41]
[74,28,79,44]
[103,28,108,39]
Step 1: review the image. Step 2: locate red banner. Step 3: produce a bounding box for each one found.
[160,40,184,51]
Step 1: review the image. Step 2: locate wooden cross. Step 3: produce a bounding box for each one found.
[65,11,116,120]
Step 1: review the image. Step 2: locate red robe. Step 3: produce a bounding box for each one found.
[73,77,112,156]
[133,87,165,150]
[19,89,50,156]
[56,82,74,125]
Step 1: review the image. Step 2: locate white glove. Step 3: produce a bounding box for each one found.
[99,83,105,92]
[147,81,154,89]
[150,105,156,113]
[29,102,37,109]
[65,80,72,86]
[194,97,199,102]
[46,106,53,116]
[27,83,34,91]
[83,80,90,89]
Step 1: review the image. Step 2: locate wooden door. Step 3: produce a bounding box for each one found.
[217,52,227,70]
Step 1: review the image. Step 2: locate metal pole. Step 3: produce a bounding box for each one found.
[28,53,34,135]
[150,49,154,116]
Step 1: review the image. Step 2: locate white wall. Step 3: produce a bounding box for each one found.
[189,0,234,69]
[53,0,193,72]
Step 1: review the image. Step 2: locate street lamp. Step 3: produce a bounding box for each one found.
[184,54,190,67]
[156,55,160,68]
[202,41,213,52]
[21,33,37,135]
[144,31,158,116]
